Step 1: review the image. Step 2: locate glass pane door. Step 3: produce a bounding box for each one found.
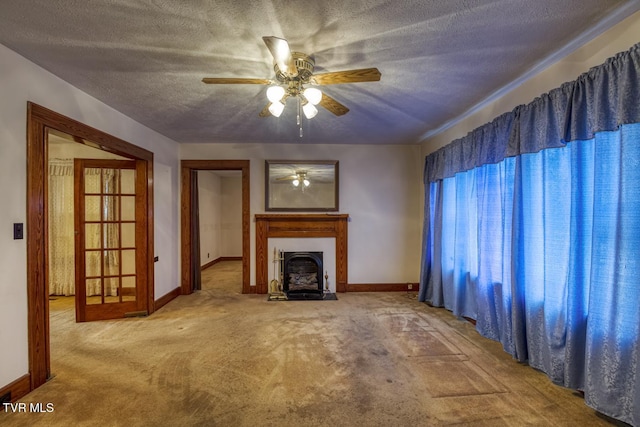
[75,159,143,321]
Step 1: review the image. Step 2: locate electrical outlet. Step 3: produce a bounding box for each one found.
[407,283,413,290]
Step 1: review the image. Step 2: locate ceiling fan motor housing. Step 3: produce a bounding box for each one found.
[274,52,315,84]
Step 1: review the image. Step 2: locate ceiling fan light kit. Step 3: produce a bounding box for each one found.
[303,87,322,105]
[268,100,285,117]
[202,36,381,137]
[302,102,318,119]
[266,85,286,103]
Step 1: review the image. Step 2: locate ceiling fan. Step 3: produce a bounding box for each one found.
[202,36,381,124]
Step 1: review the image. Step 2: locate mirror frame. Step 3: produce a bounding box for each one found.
[265,160,339,212]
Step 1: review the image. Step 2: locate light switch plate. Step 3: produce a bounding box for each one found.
[14,223,23,240]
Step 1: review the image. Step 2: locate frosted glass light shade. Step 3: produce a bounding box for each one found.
[303,179,310,187]
[292,179,300,187]
[266,86,285,103]
[268,101,285,117]
[303,87,322,105]
[302,103,318,119]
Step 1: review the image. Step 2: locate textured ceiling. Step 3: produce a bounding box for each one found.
[0,0,636,145]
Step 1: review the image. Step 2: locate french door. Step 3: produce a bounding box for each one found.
[74,159,148,321]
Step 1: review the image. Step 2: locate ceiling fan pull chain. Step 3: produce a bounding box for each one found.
[297,97,303,137]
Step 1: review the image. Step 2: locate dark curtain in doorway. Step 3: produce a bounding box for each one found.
[191,171,201,291]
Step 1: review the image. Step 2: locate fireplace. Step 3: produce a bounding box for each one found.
[282,252,323,300]
[255,214,348,294]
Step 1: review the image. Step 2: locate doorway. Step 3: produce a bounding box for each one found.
[180,160,251,294]
[27,103,154,391]
[48,132,148,322]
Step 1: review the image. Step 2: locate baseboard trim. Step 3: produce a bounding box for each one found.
[0,374,31,403]
[346,283,419,292]
[201,256,242,271]
[154,287,181,311]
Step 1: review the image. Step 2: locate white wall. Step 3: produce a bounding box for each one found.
[0,43,180,389]
[220,175,242,257]
[197,172,242,266]
[198,171,222,265]
[421,10,640,156]
[180,143,423,286]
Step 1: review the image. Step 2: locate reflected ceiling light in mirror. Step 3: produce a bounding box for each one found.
[291,172,310,188]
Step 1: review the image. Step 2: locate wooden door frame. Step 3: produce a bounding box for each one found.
[180,160,252,294]
[26,102,155,391]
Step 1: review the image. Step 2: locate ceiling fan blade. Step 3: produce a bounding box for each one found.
[262,36,297,76]
[202,77,270,84]
[319,93,349,116]
[258,103,272,117]
[311,68,381,85]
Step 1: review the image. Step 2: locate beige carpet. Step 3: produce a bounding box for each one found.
[1,261,624,426]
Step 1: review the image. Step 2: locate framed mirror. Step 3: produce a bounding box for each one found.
[265,160,339,211]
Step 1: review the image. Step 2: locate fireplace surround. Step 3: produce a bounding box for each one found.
[255,214,348,294]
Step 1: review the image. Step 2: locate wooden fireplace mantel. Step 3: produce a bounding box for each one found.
[255,214,348,294]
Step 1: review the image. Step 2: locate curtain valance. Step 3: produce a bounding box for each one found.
[424,43,640,183]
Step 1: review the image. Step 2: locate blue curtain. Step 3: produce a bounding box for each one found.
[419,43,640,425]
